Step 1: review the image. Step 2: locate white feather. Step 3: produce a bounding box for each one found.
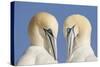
[17,46,57,65]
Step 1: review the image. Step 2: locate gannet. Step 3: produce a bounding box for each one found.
[17,12,58,65]
[63,14,97,62]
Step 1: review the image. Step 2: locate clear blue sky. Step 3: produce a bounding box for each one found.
[13,1,97,65]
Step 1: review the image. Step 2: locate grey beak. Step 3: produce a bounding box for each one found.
[67,25,75,57]
[44,29,57,60]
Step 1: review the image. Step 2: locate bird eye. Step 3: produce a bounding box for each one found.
[67,25,75,34]
[43,28,54,37]
[47,29,54,37]
[47,29,52,33]
[67,28,71,34]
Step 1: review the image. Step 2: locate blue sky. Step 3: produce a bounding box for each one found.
[13,1,97,64]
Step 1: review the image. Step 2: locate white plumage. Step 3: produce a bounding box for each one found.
[17,12,58,65]
[63,14,97,62]
[17,46,57,65]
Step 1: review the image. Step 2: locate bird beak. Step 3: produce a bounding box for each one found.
[44,29,57,60]
[67,25,75,57]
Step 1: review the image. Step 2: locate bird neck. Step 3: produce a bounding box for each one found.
[73,34,91,52]
[30,25,52,52]
[30,25,44,47]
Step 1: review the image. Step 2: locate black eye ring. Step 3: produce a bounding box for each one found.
[67,28,71,34]
[67,25,75,33]
[47,29,52,33]
[43,28,54,37]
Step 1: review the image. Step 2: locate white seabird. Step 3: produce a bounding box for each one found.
[63,14,97,62]
[17,12,58,65]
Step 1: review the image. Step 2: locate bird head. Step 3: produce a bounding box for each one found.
[63,14,92,57]
[28,12,58,60]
